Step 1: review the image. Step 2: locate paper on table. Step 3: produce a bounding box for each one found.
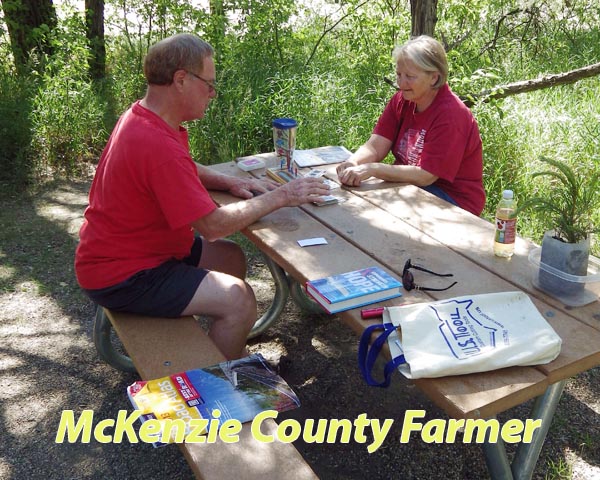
[297,237,328,247]
[293,146,352,168]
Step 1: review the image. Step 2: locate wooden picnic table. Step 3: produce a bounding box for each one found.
[208,151,600,480]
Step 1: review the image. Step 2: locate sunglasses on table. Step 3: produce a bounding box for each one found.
[402,259,457,292]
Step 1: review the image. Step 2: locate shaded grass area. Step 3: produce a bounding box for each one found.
[0,180,195,479]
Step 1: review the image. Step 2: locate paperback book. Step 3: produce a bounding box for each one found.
[127,353,300,447]
[306,266,403,314]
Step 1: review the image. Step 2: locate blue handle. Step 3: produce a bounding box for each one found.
[358,323,406,387]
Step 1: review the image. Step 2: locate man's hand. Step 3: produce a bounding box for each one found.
[280,177,331,206]
[229,177,279,199]
[337,164,372,187]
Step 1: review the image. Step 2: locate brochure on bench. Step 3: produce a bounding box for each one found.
[306,266,402,314]
[127,353,300,447]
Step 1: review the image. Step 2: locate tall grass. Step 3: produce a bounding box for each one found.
[1,0,598,252]
[0,72,33,195]
[477,79,600,253]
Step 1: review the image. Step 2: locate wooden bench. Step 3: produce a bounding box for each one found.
[94,308,317,480]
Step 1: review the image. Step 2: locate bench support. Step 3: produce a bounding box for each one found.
[247,254,290,338]
[93,305,136,372]
[289,278,326,314]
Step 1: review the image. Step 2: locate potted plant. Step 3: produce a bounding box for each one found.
[519,156,600,301]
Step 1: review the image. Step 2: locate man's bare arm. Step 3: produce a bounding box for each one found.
[192,176,331,241]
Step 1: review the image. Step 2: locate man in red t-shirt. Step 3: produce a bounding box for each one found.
[75,34,330,359]
[337,35,485,216]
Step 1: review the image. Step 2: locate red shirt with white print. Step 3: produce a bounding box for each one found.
[373,84,485,216]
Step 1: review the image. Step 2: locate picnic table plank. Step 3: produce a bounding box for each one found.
[413,368,550,420]
[208,179,551,421]
[106,311,317,480]
[348,181,600,332]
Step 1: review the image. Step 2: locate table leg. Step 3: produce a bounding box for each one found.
[248,254,290,339]
[481,379,567,480]
[481,425,513,480]
[510,379,567,479]
[289,279,325,314]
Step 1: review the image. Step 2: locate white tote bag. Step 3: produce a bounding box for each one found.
[359,291,562,384]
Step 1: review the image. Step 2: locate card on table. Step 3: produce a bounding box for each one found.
[297,237,329,247]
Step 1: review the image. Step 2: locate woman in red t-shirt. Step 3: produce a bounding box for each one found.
[336,35,485,216]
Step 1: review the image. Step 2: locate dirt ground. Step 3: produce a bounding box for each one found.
[0,179,599,480]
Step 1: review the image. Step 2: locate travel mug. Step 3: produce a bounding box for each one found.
[272,118,297,171]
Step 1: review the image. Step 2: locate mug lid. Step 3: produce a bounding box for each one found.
[272,118,297,129]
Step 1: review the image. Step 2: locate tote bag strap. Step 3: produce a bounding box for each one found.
[358,323,406,387]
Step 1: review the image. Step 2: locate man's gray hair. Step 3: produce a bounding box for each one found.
[144,34,214,85]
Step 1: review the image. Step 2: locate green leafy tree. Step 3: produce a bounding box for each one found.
[1,0,58,73]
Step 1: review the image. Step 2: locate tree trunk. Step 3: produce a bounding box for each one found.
[1,0,58,73]
[85,0,105,80]
[462,62,600,107]
[410,0,438,37]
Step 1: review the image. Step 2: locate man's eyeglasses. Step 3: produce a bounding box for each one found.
[402,259,457,292]
[186,71,217,94]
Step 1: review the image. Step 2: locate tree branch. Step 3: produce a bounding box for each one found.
[479,8,521,56]
[304,0,370,67]
[383,62,600,108]
[461,62,600,107]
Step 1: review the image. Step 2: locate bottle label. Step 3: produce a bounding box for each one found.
[495,217,516,244]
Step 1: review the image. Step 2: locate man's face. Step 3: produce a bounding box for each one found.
[185,56,217,120]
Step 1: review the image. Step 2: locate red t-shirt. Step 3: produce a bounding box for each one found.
[373,84,485,216]
[75,101,217,289]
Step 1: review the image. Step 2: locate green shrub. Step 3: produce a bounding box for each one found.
[1,0,599,260]
[0,72,34,195]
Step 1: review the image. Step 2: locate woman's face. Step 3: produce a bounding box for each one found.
[395,58,439,110]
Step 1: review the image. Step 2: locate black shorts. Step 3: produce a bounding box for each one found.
[84,237,209,317]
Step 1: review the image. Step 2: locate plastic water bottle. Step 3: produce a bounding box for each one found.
[494,190,517,258]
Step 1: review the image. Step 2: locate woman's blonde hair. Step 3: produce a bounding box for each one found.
[392,35,448,89]
[144,34,214,86]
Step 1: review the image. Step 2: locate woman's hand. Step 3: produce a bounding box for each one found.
[336,160,356,177]
[337,164,373,187]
